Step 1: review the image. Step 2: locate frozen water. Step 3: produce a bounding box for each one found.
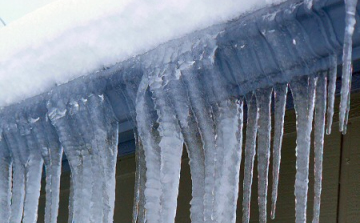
[0,130,11,223]
[242,93,259,223]
[312,72,327,223]
[291,75,317,223]
[326,56,337,135]
[255,88,273,223]
[0,0,359,223]
[270,83,288,219]
[47,86,119,223]
[340,0,359,133]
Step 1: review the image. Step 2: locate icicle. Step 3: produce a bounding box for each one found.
[147,69,184,223]
[181,70,217,223]
[70,99,93,223]
[326,55,337,135]
[87,94,119,223]
[290,75,317,223]
[242,93,259,223]
[270,83,288,220]
[135,77,162,223]
[312,73,327,223]
[255,88,273,223]
[133,132,147,223]
[165,68,205,223]
[3,122,27,223]
[340,0,358,133]
[47,98,91,223]
[16,114,44,223]
[214,98,243,223]
[31,117,62,223]
[0,131,12,223]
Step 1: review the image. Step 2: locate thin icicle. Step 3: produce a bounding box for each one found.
[255,87,273,223]
[19,115,44,223]
[270,83,288,220]
[4,123,27,223]
[135,77,161,223]
[313,73,327,223]
[0,131,12,223]
[182,70,217,223]
[326,55,337,135]
[242,93,259,223]
[133,132,146,223]
[339,0,358,133]
[32,117,63,223]
[166,68,205,223]
[47,97,90,223]
[290,75,317,223]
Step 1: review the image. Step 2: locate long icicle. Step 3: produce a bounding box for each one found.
[255,87,273,223]
[148,69,184,223]
[219,98,244,223]
[133,131,147,223]
[339,0,358,133]
[0,131,12,223]
[326,55,337,135]
[167,68,205,223]
[242,92,259,223]
[270,83,288,219]
[47,98,78,223]
[4,123,26,223]
[19,115,44,223]
[313,72,327,223]
[135,77,161,223]
[41,118,63,223]
[70,99,93,223]
[182,70,217,223]
[291,75,317,223]
[84,94,119,223]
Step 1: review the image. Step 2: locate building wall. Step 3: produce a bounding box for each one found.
[37,93,360,222]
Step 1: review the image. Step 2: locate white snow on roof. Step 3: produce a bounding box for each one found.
[0,0,284,107]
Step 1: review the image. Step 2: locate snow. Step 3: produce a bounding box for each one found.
[0,0,359,222]
[0,0,283,107]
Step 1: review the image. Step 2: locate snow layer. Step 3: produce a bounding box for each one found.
[0,0,284,107]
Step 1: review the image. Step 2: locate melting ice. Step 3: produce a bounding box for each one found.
[0,0,359,223]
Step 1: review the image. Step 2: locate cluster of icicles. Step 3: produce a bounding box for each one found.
[133,1,360,223]
[133,57,335,223]
[0,87,120,223]
[0,0,358,223]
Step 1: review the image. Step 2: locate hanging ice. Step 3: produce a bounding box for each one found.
[291,75,317,223]
[326,56,337,135]
[339,0,359,133]
[47,85,119,223]
[0,129,11,223]
[0,0,359,222]
[242,93,259,223]
[312,72,327,223]
[255,87,273,223]
[270,83,288,219]
[30,112,63,223]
